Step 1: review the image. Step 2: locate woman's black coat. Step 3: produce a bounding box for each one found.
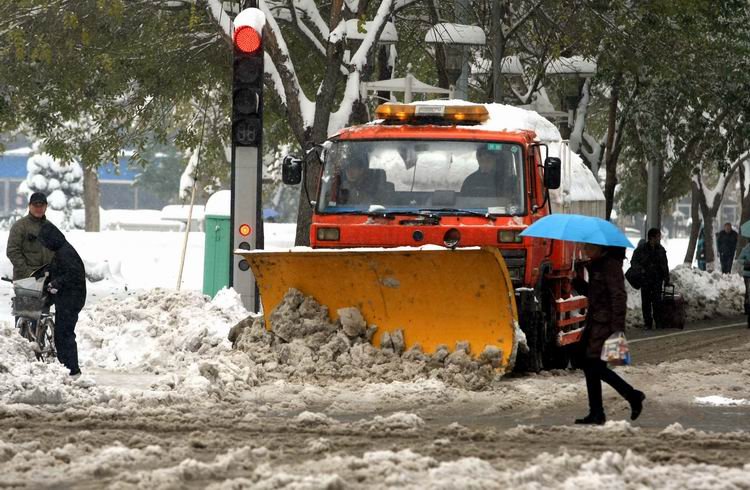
[37,223,86,312]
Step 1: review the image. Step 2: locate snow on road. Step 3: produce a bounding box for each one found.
[0,226,749,487]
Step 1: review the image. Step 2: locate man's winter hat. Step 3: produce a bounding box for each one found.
[29,192,47,205]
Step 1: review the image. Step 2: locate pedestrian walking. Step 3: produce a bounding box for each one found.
[37,222,86,376]
[738,241,750,328]
[717,223,739,274]
[575,244,645,425]
[631,228,670,329]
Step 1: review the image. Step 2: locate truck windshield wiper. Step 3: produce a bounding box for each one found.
[328,210,424,220]
[419,208,497,221]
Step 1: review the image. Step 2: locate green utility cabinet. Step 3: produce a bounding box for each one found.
[202,191,231,297]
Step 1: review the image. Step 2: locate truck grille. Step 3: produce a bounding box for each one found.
[500,249,526,286]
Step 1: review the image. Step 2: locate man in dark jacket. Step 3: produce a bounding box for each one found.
[6,192,56,280]
[339,156,379,205]
[716,222,739,274]
[575,244,644,425]
[461,147,518,201]
[631,228,670,329]
[37,222,86,376]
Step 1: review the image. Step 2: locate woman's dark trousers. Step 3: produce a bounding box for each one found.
[583,358,636,416]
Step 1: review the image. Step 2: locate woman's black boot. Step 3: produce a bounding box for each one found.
[574,413,606,425]
[629,391,646,420]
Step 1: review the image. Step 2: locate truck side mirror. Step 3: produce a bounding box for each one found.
[282,155,303,185]
[544,157,561,190]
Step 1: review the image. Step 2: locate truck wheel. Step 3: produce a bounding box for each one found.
[513,314,543,373]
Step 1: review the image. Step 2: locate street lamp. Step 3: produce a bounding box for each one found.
[425,23,486,100]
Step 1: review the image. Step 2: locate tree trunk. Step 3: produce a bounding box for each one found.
[603,77,620,220]
[683,183,701,264]
[293,0,345,246]
[691,156,746,269]
[698,193,716,271]
[427,0,450,89]
[490,0,507,102]
[83,165,100,232]
[376,45,393,103]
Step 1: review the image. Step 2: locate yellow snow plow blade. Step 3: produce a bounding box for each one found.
[238,247,519,369]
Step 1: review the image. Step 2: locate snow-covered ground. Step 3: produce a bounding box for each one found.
[1,224,749,488]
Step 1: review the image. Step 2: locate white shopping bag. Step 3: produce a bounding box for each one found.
[600,332,631,366]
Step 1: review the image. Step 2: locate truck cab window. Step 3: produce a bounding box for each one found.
[317,140,525,215]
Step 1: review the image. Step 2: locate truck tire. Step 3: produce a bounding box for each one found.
[513,312,544,373]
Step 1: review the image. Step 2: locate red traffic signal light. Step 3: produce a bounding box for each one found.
[234,26,262,55]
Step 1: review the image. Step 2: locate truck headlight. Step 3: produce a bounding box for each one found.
[316,227,340,241]
[498,230,522,243]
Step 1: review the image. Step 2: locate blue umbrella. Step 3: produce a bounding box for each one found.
[519,214,635,248]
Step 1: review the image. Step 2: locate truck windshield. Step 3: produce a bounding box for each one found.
[317,139,526,215]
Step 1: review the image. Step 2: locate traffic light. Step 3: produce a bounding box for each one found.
[232,23,263,147]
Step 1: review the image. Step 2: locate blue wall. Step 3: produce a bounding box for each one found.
[0,153,142,182]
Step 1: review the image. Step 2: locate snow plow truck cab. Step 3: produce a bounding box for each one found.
[239,102,606,373]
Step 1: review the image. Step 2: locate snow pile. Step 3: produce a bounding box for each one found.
[3,435,750,488]
[0,289,252,407]
[694,395,749,407]
[76,288,248,372]
[625,264,745,326]
[0,324,105,406]
[231,289,504,390]
[670,264,745,319]
[0,438,256,488]
[659,423,750,442]
[294,410,425,433]
[209,448,750,489]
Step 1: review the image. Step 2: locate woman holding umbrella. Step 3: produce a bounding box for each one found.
[575,242,645,425]
[520,214,645,424]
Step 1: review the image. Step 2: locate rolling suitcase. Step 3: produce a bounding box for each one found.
[660,284,685,329]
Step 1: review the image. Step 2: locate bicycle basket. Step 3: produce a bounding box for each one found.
[11,295,46,320]
[12,277,46,320]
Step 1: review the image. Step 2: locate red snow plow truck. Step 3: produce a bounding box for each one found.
[238,102,606,372]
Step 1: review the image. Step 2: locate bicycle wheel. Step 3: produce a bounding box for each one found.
[16,317,33,341]
[35,318,57,363]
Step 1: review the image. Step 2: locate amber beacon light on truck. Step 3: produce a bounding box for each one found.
[375,104,489,125]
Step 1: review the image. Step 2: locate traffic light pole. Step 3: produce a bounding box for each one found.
[230,146,260,311]
[230,8,265,311]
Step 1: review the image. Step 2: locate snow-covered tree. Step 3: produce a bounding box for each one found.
[19,147,84,227]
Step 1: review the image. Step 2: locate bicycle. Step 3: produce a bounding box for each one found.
[2,275,57,362]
